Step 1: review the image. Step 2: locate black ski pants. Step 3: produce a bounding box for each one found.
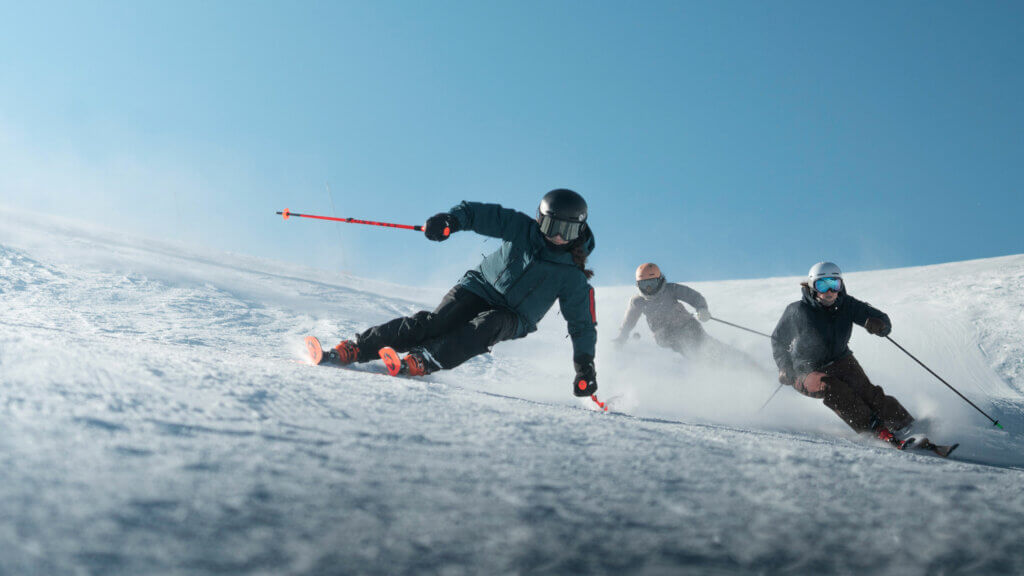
[355,285,520,370]
[795,354,914,433]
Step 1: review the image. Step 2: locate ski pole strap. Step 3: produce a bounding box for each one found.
[277,209,424,231]
[710,316,774,340]
[886,336,1003,429]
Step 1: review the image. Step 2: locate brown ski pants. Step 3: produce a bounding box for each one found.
[795,354,914,433]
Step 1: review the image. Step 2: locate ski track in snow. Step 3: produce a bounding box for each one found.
[2,208,1024,575]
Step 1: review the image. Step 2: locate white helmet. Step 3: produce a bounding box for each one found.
[808,261,843,282]
[807,261,844,293]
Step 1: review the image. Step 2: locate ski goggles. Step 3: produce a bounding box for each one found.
[538,215,585,242]
[813,277,843,293]
[637,276,665,295]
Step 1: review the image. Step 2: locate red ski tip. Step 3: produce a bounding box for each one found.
[282,208,291,220]
[379,347,402,376]
[591,395,608,412]
[304,336,323,364]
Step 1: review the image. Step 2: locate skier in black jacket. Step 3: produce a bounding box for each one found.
[771,262,915,447]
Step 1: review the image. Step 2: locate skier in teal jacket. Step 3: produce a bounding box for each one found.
[319,189,599,398]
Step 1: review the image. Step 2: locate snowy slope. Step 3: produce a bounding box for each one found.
[2,207,1023,576]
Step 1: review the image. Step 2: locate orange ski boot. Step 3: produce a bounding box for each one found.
[378,347,434,376]
[876,426,913,450]
[402,352,429,376]
[322,340,359,365]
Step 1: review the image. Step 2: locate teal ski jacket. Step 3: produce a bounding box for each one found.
[448,201,597,360]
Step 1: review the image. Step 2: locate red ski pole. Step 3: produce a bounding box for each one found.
[276,208,425,232]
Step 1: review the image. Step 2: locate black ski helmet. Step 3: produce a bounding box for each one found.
[537,188,588,242]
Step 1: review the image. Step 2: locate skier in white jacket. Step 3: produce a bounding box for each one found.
[613,263,758,369]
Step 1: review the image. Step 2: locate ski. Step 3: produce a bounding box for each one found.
[301,337,419,378]
[911,437,959,458]
[305,335,324,364]
[894,437,917,450]
[379,347,402,376]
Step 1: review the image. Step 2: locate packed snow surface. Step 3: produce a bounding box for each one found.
[2,207,1023,575]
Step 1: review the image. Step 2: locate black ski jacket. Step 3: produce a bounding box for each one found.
[771,285,891,378]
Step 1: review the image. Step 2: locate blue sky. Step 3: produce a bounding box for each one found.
[2,1,1021,287]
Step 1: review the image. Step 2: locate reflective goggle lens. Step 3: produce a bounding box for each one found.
[637,277,664,294]
[813,277,843,293]
[539,216,583,241]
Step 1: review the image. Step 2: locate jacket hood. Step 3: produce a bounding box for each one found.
[801,284,846,311]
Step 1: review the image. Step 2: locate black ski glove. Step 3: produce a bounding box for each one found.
[573,354,598,397]
[424,213,459,241]
[864,317,890,337]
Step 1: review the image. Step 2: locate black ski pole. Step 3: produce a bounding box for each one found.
[886,336,1004,429]
[758,383,785,412]
[710,316,773,339]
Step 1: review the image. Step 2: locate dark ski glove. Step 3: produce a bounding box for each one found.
[424,213,459,241]
[573,354,598,397]
[864,317,890,337]
[696,308,711,322]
